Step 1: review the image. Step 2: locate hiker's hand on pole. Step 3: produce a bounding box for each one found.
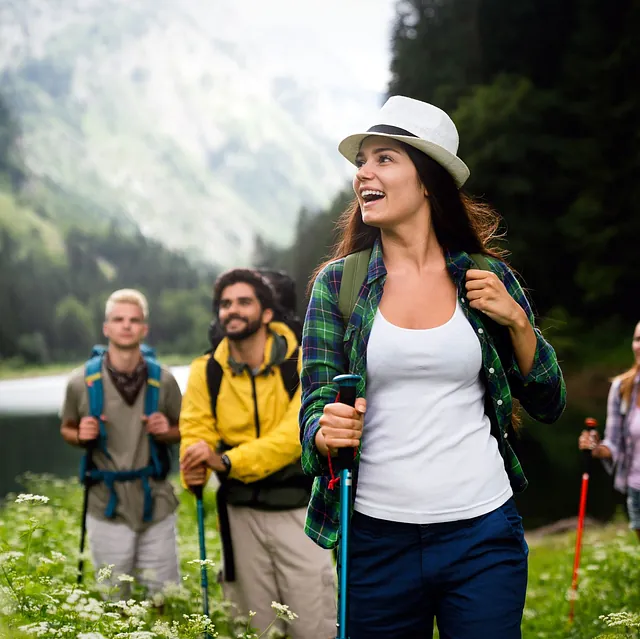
[144,412,170,436]
[181,441,215,471]
[184,465,207,487]
[465,269,527,329]
[316,398,366,457]
[578,430,612,459]
[78,416,100,444]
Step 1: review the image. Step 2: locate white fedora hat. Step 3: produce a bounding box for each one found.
[338,95,470,187]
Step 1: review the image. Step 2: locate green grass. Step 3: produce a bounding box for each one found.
[0,474,294,638]
[1,475,639,638]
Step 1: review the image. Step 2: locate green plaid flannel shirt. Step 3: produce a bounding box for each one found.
[299,239,566,549]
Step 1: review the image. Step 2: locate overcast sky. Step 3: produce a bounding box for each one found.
[213,0,397,141]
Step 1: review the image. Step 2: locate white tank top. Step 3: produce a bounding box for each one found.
[354,301,512,523]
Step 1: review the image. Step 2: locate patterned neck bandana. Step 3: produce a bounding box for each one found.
[105,353,148,406]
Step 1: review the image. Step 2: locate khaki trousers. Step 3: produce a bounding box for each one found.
[221,505,336,639]
[87,512,180,599]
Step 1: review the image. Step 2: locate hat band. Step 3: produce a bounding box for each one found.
[366,124,418,138]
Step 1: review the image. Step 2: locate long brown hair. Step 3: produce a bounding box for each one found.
[615,322,640,406]
[311,142,507,287]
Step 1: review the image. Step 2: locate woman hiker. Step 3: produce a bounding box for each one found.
[579,320,640,542]
[299,95,566,638]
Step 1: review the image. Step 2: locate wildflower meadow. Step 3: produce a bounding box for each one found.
[0,474,639,638]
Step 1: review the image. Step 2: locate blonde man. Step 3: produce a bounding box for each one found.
[60,289,182,599]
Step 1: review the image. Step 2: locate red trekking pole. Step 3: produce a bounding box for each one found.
[568,417,599,623]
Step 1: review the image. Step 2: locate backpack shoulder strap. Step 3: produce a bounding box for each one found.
[279,346,300,399]
[142,356,164,475]
[85,355,104,419]
[206,354,224,420]
[338,249,371,325]
[84,354,109,457]
[143,356,162,416]
[469,252,492,272]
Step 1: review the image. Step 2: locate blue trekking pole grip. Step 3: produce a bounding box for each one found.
[333,373,362,639]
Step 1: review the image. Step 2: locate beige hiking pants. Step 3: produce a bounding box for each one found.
[221,505,336,639]
[87,512,180,599]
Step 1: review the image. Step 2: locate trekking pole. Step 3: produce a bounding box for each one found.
[77,442,94,585]
[568,417,599,623]
[333,374,362,639]
[192,483,211,631]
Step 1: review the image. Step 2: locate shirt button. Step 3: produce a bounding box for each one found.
[460,298,466,304]
[504,432,508,439]
[497,399,503,406]
[489,368,495,374]
[478,328,484,334]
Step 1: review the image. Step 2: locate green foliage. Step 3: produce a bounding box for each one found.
[388,0,640,330]
[1,475,639,638]
[54,296,96,360]
[0,475,294,638]
[522,528,640,638]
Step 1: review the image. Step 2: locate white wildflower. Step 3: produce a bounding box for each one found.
[565,588,578,601]
[117,573,135,583]
[77,634,107,639]
[152,592,165,607]
[187,558,216,567]
[15,493,49,504]
[271,601,298,621]
[0,551,24,563]
[600,611,640,628]
[97,564,115,582]
[151,621,175,638]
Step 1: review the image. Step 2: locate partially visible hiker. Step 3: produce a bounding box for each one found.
[179,268,335,639]
[579,320,640,541]
[60,289,182,598]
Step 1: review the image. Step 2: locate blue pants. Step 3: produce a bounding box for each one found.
[347,498,528,638]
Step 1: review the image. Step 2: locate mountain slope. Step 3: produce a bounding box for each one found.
[0,0,386,265]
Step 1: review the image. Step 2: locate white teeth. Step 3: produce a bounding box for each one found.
[361,190,385,197]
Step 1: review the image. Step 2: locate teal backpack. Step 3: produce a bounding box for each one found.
[79,344,170,522]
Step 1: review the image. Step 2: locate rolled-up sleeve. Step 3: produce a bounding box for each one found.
[499,262,566,424]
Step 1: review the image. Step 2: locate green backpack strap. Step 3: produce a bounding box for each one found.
[469,252,491,272]
[337,250,488,325]
[338,248,371,325]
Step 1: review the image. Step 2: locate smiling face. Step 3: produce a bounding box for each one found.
[217,282,273,342]
[352,136,430,229]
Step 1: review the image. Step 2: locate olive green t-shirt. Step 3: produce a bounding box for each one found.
[62,362,182,532]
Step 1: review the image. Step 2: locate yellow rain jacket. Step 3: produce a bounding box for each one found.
[179,322,303,488]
